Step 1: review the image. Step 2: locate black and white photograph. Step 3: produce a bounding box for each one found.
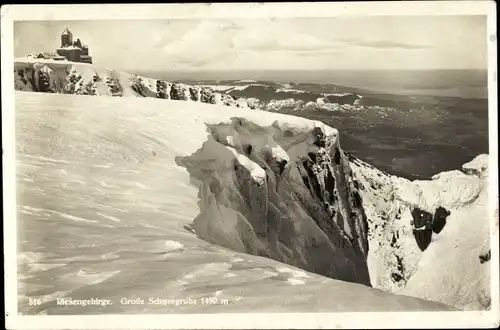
[2,2,498,329]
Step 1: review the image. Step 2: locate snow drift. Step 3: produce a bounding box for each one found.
[15,92,458,314]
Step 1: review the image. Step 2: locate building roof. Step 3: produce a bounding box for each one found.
[57,45,82,50]
[62,27,72,36]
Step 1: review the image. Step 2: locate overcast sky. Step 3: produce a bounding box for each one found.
[14,16,487,72]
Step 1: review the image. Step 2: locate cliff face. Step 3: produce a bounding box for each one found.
[14,59,248,109]
[176,118,371,286]
[349,152,491,310]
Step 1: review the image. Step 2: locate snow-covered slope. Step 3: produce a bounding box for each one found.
[14,58,248,108]
[15,91,459,314]
[349,153,492,310]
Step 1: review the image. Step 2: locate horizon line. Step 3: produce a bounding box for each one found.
[127,67,489,72]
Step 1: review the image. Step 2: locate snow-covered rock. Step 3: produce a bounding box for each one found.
[176,117,371,285]
[13,58,249,109]
[243,96,386,113]
[462,154,489,176]
[349,153,492,310]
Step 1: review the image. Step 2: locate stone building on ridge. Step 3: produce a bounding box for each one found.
[56,27,93,64]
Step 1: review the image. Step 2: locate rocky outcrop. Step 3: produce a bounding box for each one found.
[432,206,450,234]
[176,118,371,286]
[35,64,53,93]
[412,229,433,252]
[462,154,489,176]
[155,80,169,99]
[13,60,248,109]
[105,73,122,97]
[410,206,450,251]
[169,83,188,101]
[349,151,491,310]
[411,207,433,229]
[129,75,153,97]
[200,86,217,104]
[189,86,200,102]
[479,250,491,264]
[220,94,242,107]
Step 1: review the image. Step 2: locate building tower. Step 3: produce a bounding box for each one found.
[61,27,73,47]
[56,27,92,63]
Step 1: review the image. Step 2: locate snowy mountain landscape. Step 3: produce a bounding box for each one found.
[14,59,494,314]
[5,10,498,329]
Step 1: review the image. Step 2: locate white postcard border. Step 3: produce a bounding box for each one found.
[2,2,498,329]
